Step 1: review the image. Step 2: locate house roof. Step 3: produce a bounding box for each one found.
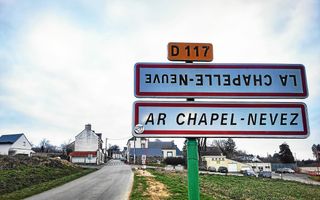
[69,151,97,157]
[0,134,24,144]
[129,146,183,157]
[235,155,262,163]
[176,147,183,156]
[129,148,163,157]
[149,141,175,149]
[127,139,183,157]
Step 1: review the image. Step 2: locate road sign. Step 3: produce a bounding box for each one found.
[168,42,213,62]
[134,63,308,99]
[142,155,146,165]
[132,101,309,138]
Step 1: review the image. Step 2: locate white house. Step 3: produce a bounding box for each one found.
[126,138,182,164]
[0,133,34,156]
[162,147,178,158]
[69,124,104,165]
[127,137,148,149]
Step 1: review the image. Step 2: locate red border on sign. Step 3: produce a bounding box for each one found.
[134,102,308,137]
[134,63,308,98]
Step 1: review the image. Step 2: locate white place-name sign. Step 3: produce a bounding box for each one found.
[134,63,308,99]
[132,101,309,138]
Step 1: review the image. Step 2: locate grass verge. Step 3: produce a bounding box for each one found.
[131,169,320,200]
[200,174,320,200]
[309,175,320,182]
[0,169,95,200]
[130,172,150,199]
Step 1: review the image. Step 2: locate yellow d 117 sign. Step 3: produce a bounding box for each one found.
[168,42,213,62]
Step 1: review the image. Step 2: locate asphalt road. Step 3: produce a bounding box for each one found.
[272,172,320,185]
[25,160,133,200]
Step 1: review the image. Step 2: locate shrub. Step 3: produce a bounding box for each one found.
[164,157,185,166]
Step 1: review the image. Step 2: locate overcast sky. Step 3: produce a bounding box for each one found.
[0,0,319,160]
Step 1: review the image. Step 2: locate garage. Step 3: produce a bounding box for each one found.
[228,163,237,172]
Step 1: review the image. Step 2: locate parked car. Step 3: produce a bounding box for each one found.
[199,165,207,171]
[276,168,295,173]
[284,168,295,173]
[243,170,256,177]
[208,166,216,172]
[218,166,228,173]
[258,171,272,178]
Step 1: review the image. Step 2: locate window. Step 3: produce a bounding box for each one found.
[23,141,26,146]
[167,151,173,157]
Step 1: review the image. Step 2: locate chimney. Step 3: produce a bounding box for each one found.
[85,124,91,131]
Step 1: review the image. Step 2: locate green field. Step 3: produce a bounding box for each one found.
[130,169,320,200]
[0,156,96,200]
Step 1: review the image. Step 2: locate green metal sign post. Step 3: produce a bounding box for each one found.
[187,138,200,200]
[185,61,200,200]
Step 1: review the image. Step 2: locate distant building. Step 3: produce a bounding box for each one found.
[69,124,104,165]
[202,154,252,172]
[246,162,272,172]
[0,133,34,156]
[234,155,271,172]
[126,138,182,164]
[111,150,123,159]
[235,155,262,163]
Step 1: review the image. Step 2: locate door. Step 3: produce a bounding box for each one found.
[228,164,237,172]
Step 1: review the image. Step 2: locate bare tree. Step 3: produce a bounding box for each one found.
[38,138,59,153]
[312,144,320,161]
[312,144,320,174]
[60,139,73,155]
[225,138,237,158]
[214,139,226,155]
[39,138,50,152]
[198,138,207,166]
[212,138,237,159]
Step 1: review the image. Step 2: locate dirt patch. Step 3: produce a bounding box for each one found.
[136,169,154,177]
[137,170,170,200]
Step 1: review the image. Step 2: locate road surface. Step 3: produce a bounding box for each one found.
[25,160,133,200]
[272,172,320,185]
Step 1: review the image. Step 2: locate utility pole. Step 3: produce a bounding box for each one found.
[134,136,136,164]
